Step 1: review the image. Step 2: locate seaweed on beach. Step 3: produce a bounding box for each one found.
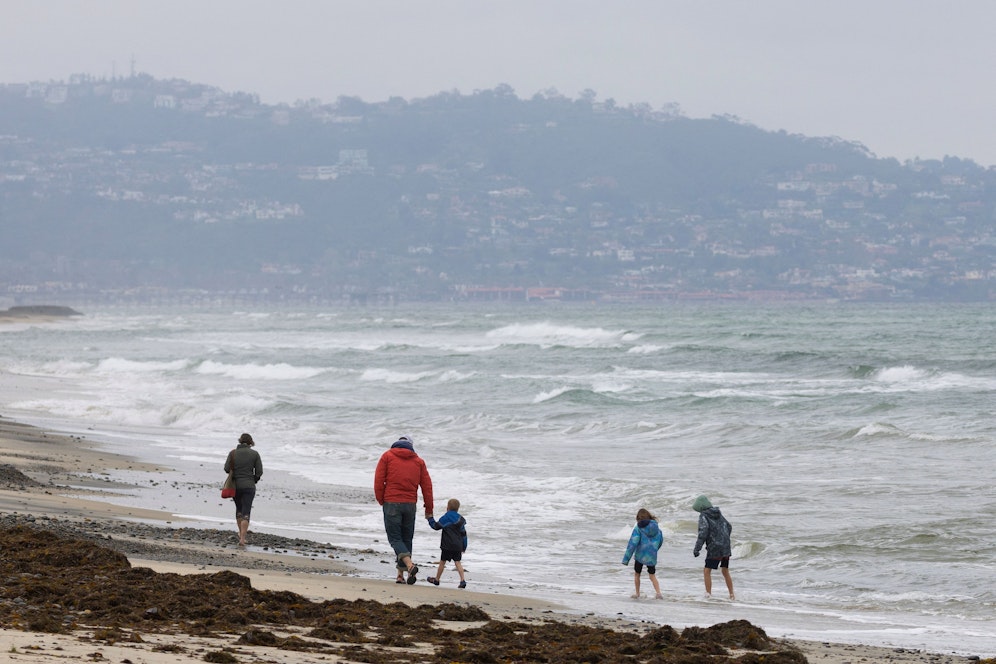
[0,524,809,662]
[0,464,44,489]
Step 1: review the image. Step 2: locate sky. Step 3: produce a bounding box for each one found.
[2,1,994,167]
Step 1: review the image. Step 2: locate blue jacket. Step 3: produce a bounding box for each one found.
[428,509,467,552]
[622,519,663,566]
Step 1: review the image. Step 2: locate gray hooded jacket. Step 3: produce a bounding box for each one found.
[694,506,733,558]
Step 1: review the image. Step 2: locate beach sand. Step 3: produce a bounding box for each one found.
[0,415,986,664]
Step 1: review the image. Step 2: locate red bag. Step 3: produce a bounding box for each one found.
[221,471,236,499]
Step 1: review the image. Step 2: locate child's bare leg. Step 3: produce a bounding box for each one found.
[721,568,735,599]
[435,560,446,580]
[703,568,713,596]
[649,573,663,598]
[454,560,466,582]
[632,572,641,598]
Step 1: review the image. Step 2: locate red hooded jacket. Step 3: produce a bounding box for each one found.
[374,444,433,511]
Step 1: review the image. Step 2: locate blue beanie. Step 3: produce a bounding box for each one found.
[391,435,414,451]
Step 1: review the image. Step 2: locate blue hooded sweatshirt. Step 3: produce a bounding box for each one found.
[622,519,664,566]
[427,509,467,552]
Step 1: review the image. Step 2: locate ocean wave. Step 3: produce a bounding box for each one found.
[874,364,931,382]
[258,400,327,418]
[627,344,663,354]
[359,367,436,383]
[159,401,253,430]
[856,400,900,414]
[771,350,822,363]
[733,541,766,559]
[195,360,325,380]
[97,357,191,373]
[486,321,640,348]
[40,359,93,374]
[437,369,476,382]
[5,302,995,655]
[532,386,573,403]
[868,365,996,392]
[531,385,636,406]
[851,422,903,438]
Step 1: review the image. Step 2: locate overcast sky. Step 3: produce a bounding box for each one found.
[2,1,993,166]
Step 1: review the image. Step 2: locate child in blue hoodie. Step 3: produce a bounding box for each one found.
[426,498,468,588]
[622,507,664,599]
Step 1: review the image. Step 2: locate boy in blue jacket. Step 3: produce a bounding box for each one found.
[622,507,664,599]
[426,498,468,588]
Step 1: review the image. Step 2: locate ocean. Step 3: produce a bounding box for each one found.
[1,302,993,656]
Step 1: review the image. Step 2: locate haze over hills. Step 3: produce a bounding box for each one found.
[1,73,994,304]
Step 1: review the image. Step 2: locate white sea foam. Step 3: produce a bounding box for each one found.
[854,422,902,437]
[360,367,436,383]
[436,369,475,382]
[532,386,572,403]
[627,343,663,354]
[590,380,633,394]
[196,360,325,380]
[875,364,929,382]
[97,357,191,373]
[485,321,639,347]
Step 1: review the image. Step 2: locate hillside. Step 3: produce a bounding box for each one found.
[1,74,994,303]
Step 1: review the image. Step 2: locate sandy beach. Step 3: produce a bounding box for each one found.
[0,415,987,664]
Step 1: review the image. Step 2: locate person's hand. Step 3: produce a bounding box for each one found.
[424,510,433,519]
[693,550,700,557]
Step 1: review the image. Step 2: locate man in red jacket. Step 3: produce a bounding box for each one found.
[374,435,434,584]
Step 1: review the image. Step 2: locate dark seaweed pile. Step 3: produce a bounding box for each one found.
[0,463,44,488]
[0,525,807,663]
[0,511,343,573]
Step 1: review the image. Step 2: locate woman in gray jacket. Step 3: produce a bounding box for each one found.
[224,433,263,546]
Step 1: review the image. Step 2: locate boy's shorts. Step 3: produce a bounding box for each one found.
[633,562,656,575]
[441,548,462,562]
[704,556,730,570]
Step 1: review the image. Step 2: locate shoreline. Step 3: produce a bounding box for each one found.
[0,415,987,663]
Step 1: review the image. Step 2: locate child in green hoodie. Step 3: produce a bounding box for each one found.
[692,495,735,600]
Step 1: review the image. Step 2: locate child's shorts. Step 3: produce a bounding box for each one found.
[704,556,730,570]
[441,548,462,562]
[633,562,656,575]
